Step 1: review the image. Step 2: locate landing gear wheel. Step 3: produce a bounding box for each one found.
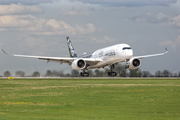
[108,72,117,77]
[107,64,117,77]
[125,65,129,69]
[80,71,89,77]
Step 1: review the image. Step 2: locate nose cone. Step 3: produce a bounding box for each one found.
[126,50,133,59]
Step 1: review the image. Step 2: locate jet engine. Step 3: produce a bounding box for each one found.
[127,58,141,70]
[71,59,86,70]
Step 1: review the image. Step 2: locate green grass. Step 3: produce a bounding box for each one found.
[0,78,180,120]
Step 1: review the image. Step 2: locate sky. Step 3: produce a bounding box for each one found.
[0,0,180,76]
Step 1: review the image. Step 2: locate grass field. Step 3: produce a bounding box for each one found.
[0,78,180,120]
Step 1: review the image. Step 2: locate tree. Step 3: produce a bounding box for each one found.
[45,70,65,77]
[65,73,71,77]
[94,69,104,77]
[103,68,109,77]
[142,71,152,77]
[162,70,171,77]
[154,70,163,77]
[178,71,180,77]
[129,68,142,77]
[71,70,79,77]
[45,70,52,77]
[173,73,177,77]
[121,70,127,77]
[87,70,94,77]
[52,70,64,77]
[31,71,40,77]
[15,71,25,77]
[4,71,11,77]
[115,64,126,77]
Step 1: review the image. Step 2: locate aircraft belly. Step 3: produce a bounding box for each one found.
[87,56,124,69]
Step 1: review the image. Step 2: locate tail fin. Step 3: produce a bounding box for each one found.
[66,36,77,58]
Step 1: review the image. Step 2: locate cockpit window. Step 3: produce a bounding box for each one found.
[122,47,131,50]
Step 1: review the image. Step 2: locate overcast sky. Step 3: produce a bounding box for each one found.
[0,0,180,76]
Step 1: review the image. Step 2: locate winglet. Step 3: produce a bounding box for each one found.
[165,48,168,54]
[2,49,13,56]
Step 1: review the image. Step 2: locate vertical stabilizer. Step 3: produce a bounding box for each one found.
[66,36,77,58]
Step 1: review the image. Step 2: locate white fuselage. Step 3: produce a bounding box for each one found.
[83,44,133,69]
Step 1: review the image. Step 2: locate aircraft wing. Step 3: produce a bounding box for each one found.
[2,49,102,65]
[134,48,168,59]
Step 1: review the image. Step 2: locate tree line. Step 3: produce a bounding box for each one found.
[1,64,180,77]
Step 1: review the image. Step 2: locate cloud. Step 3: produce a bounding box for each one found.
[0,0,56,5]
[72,0,177,7]
[75,23,96,34]
[170,15,180,28]
[25,37,46,47]
[130,13,171,24]
[160,35,180,48]
[60,3,89,16]
[22,37,60,55]
[60,9,89,16]
[0,4,44,15]
[130,13,180,29]
[91,35,116,43]
[0,15,35,28]
[60,9,78,16]
[1,0,177,6]
[103,35,116,42]
[0,15,96,36]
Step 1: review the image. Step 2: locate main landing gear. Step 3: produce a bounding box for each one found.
[80,69,89,77]
[108,64,117,77]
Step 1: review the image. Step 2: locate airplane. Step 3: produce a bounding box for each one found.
[2,36,168,77]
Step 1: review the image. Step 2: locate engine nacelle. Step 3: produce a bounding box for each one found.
[128,58,141,70]
[71,59,86,70]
